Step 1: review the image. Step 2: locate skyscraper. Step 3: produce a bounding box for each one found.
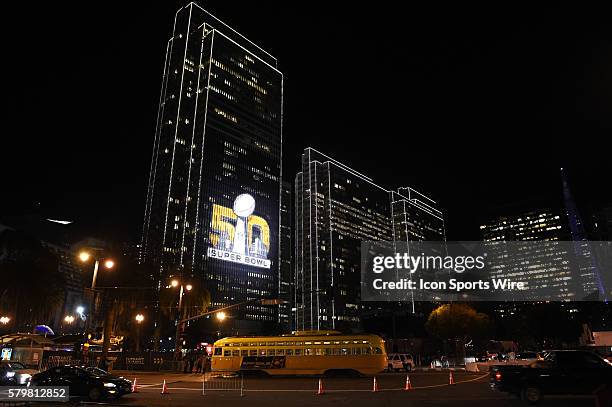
[480,209,585,300]
[294,148,444,332]
[279,181,292,330]
[141,3,283,329]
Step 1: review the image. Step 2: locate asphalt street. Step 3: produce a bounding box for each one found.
[80,371,595,407]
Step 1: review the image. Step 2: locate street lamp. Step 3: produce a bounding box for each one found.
[78,250,115,290]
[64,315,75,324]
[135,314,144,352]
[216,312,226,321]
[78,249,115,336]
[0,316,10,325]
[169,279,192,359]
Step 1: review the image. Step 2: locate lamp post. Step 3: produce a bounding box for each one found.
[169,279,192,359]
[78,250,114,337]
[215,311,226,338]
[135,314,144,352]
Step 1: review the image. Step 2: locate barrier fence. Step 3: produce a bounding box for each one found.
[202,372,244,396]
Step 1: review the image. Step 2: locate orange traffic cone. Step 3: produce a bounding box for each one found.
[131,378,139,393]
[316,378,325,395]
[372,376,379,392]
[449,371,455,385]
[161,379,169,394]
[404,375,412,391]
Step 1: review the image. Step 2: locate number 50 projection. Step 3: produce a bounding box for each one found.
[208,194,271,269]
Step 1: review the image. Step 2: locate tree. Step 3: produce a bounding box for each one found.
[0,229,64,329]
[426,303,491,362]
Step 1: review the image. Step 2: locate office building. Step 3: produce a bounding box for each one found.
[294,148,444,332]
[480,209,593,300]
[141,3,283,329]
[279,181,292,330]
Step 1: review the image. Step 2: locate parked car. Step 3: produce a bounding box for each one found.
[84,367,133,395]
[31,365,129,401]
[386,353,415,371]
[490,350,612,404]
[0,361,37,385]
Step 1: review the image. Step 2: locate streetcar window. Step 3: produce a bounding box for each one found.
[277,349,285,356]
[259,349,266,356]
[305,348,314,356]
[259,342,267,346]
[294,349,302,356]
[323,341,330,345]
[374,347,383,354]
[267,350,275,356]
[362,341,368,344]
[224,350,231,356]
[333,341,340,345]
[316,348,323,356]
[241,350,248,356]
[286,341,295,346]
[325,348,333,356]
[353,340,360,344]
[353,348,360,355]
[214,347,222,356]
[276,342,285,346]
[304,341,312,345]
[249,350,257,356]
[295,342,303,346]
[286,349,293,356]
[343,340,350,344]
[314,341,321,345]
[341,348,349,356]
[249,343,257,347]
[232,350,240,356]
[364,348,371,355]
[332,348,340,355]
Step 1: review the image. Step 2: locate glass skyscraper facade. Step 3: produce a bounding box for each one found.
[141,3,283,327]
[294,148,444,332]
[480,209,578,300]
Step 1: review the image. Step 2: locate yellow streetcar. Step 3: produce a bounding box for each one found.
[211,330,386,376]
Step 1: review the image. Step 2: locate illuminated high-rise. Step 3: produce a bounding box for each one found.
[141,3,283,330]
[294,148,444,332]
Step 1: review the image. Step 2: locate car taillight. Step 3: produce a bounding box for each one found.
[495,372,502,381]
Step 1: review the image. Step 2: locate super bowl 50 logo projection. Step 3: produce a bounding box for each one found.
[207,194,271,268]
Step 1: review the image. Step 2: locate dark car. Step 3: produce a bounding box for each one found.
[31,365,127,401]
[490,350,612,404]
[0,361,37,385]
[84,366,133,395]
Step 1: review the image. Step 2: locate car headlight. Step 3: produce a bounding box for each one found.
[19,374,31,384]
[5,371,15,378]
[103,382,117,388]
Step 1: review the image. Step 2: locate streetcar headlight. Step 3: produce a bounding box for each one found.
[19,374,31,384]
[104,382,116,388]
[5,371,15,378]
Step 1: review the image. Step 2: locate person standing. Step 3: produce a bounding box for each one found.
[195,354,203,373]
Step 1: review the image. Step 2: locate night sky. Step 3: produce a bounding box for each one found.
[4,2,612,242]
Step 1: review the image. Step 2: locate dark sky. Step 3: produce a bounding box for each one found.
[3,2,612,242]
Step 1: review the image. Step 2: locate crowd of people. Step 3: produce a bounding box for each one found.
[182,352,208,373]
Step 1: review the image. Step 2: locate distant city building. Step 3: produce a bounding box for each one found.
[140,3,283,330]
[279,181,292,331]
[480,209,567,241]
[294,148,444,332]
[480,208,599,300]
